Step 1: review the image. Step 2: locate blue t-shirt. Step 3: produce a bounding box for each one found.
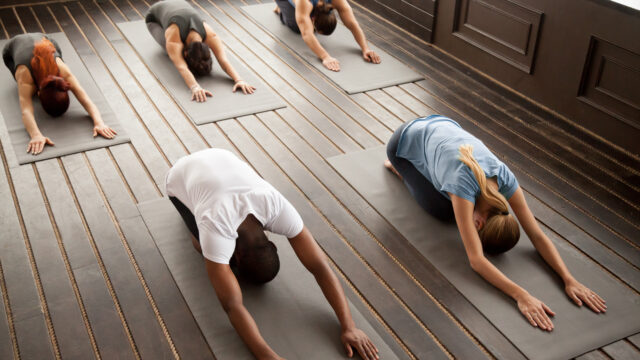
[396,115,519,204]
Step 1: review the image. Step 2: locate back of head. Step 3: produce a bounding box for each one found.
[39,76,70,117]
[458,144,520,254]
[312,4,337,35]
[237,240,280,284]
[184,41,212,77]
[31,38,70,117]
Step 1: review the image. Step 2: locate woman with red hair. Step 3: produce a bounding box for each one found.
[3,33,117,155]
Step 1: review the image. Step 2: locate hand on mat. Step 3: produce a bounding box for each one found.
[565,280,607,313]
[27,135,54,155]
[93,124,117,139]
[362,49,381,64]
[517,293,555,331]
[233,80,256,95]
[191,85,213,102]
[322,56,340,72]
[341,328,379,359]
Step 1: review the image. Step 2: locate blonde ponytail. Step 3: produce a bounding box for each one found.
[458,144,520,254]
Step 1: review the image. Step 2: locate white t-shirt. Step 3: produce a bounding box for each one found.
[165,149,304,264]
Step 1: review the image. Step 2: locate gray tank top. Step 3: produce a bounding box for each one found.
[145,0,207,43]
[2,33,62,81]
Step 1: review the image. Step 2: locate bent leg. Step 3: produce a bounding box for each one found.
[146,21,166,49]
[275,0,301,33]
[387,122,455,222]
[169,196,202,252]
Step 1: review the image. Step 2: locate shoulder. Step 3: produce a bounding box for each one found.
[14,66,34,85]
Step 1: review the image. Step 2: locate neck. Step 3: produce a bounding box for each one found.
[185,30,202,45]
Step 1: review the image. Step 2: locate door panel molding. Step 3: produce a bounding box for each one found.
[578,36,640,130]
[452,0,543,73]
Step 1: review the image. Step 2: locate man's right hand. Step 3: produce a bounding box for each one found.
[322,56,340,72]
[191,84,213,102]
[27,134,54,155]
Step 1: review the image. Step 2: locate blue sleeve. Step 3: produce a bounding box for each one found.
[440,168,479,204]
[498,164,519,200]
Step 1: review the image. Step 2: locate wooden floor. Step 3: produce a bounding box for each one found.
[0,0,638,359]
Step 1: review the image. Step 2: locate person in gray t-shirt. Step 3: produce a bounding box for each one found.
[145,0,255,102]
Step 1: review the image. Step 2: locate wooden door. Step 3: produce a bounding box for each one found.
[432,0,640,154]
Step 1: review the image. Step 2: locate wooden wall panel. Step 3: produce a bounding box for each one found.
[352,0,436,42]
[452,0,542,73]
[579,36,640,129]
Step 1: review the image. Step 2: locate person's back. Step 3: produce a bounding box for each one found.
[397,116,516,203]
[147,0,205,42]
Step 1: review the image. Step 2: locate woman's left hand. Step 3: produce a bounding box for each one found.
[565,279,606,313]
[232,80,256,95]
[93,123,117,139]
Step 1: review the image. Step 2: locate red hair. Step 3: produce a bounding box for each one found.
[31,38,70,117]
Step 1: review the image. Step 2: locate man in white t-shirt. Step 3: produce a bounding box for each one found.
[165,148,379,360]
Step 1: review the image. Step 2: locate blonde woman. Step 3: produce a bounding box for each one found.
[385,115,606,331]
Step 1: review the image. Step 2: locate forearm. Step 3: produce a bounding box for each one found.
[302,33,330,60]
[219,59,241,82]
[473,258,528,300]
[227,304,277,359]
[532,234,574,283]
[314,265,355,330]
[21,111,41,138]
[346,23,369,52]
[178,66,198,89]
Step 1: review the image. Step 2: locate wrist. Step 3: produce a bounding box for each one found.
[512,288,530,302]
[340,319,356,332]
[189,83,201,91]
[234,79,244,84]
[562,275,577,285]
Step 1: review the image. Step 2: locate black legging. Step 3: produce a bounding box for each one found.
[386,121,455,222]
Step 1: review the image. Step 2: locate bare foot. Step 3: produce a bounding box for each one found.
[384,159,402,180]
[273,5,280,14]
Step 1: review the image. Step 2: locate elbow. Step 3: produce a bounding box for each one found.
[221,299,243,314]
[468,256,485,273]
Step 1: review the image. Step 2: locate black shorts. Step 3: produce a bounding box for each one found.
[169,196,200,240]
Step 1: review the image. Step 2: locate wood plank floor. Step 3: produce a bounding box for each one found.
[0,0,638,359]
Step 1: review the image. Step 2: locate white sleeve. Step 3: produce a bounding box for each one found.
[197,221,236,264]
[265,193,304,238]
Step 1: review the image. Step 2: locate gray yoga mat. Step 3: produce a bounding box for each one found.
[242,3,423,94]
[138,197,401,359]
[118,21,286,125]
[0,33,129,165]
[328,146,640,360]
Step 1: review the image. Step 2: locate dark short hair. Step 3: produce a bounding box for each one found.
[237,240,280,284]
[312,5,337,35]
[39,76,70,117]
[184,41,212,76]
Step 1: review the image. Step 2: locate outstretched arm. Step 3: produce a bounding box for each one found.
[294,1,340,71]
[205,260,282,360]
[203,23,255,94]
[57,59,116,139]
[508,187,606,312]
[164,27,212,102]
[333,0,380,63]
[450,194,556,331]
[16,69,54,155]
[289,226,379,360]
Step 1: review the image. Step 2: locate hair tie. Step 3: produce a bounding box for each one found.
[501,211,509,216]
